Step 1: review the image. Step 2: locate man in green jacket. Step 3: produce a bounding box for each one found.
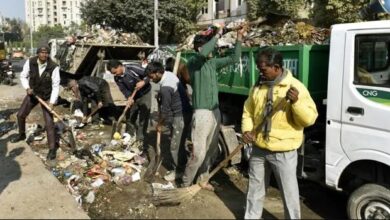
[180,25,246,189]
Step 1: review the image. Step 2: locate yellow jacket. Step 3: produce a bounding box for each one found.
[242,69,318,152]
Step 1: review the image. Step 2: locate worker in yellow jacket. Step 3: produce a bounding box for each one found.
[242,48,318,219]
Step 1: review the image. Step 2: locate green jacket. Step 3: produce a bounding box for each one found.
[187,37,242,110]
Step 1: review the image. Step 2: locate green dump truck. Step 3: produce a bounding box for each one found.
[179,20,390,219]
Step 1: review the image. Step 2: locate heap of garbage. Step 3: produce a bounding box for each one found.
[26,114,148,207]
[74,25,149,46]
[177,18,330,50]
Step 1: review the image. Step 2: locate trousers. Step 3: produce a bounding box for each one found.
[17,95,56,149]
[245,147,301,219]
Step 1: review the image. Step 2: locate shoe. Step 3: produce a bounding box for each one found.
[164,171,176,182]
[46,149,57,160]
[10,133,26,143]
[164,170,183,182]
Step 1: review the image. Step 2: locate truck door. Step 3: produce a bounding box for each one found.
[341,32,390,162]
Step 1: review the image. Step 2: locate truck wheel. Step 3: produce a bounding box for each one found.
[347,184,390,219]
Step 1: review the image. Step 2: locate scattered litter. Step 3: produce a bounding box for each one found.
[84,191,95,204]
[114,175,133,186]
[122,133,131,145]
[152,182,175,190]
[91,143,104,155]
[131,172,141,182]
[113,132,121,140]
[64,171,73,179]
[33,135,44,141]
[111,167,126,177]
[133,155,146,165]
[67,175,83,206]
[100,150,136,162]
[51,168,60,177]
[91,178,105,188]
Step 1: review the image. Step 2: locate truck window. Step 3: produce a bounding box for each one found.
[355,35,390,87]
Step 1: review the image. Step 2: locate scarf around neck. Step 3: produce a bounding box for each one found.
[257,69,287,141]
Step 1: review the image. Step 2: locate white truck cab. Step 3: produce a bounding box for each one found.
[326,20,390,219]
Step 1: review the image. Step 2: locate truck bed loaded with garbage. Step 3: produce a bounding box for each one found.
[49,29,155,105]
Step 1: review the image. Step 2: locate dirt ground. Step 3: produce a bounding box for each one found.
[0,79,348,219]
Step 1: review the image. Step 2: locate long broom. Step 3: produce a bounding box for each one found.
[153,97,290,206]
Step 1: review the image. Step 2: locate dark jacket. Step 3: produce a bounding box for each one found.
[29,57,58,100]
[78,76,109,103]
[114,64,151,100]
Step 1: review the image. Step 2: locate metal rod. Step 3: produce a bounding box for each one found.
[30,0,33,55]
[154,0,159,48]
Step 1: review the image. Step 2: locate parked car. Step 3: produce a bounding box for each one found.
[11,51,25,59]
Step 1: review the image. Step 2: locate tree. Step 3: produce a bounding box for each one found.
[80,0,196,44]
[66,21,88,35]
[182,0,207,22]
[310,0,390,27]
[33,25,66,47]
[0,18,26,42]
[246,0,307,20]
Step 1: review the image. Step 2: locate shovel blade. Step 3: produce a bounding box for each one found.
[111,120,118,138]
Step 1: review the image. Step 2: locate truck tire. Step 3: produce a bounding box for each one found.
[347,183,390,219]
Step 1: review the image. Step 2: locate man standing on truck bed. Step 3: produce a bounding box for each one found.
[179,24,246,190]
[66,76,116,125]
[108,60,151,149]
[10,46,61,160]
[242,48,318,219]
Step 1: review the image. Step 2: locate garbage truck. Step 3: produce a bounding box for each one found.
[175,19,390,219]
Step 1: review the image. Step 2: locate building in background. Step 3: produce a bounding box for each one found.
[25,0,85,31]
[197,0,247,26]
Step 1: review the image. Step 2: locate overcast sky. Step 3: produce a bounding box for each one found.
[0,0,25,20]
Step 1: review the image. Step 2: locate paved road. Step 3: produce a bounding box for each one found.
[0,83,89,219]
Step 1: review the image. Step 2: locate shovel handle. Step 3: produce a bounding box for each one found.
[156,130,161,156]
[207,98,290,182]
[84,106,101,122]
[172,52,181,75]
[117,90,138,124]
[34,95,64,123]
[208,143,245,180]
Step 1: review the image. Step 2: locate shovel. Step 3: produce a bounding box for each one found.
[34,95,76,150]
[76,106,101,128]
[144,127,161,183]
[145,55,182,182]
[111,90,137,138]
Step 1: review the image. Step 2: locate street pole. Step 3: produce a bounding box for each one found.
[154,0,158,48]
[30,0,33,55]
